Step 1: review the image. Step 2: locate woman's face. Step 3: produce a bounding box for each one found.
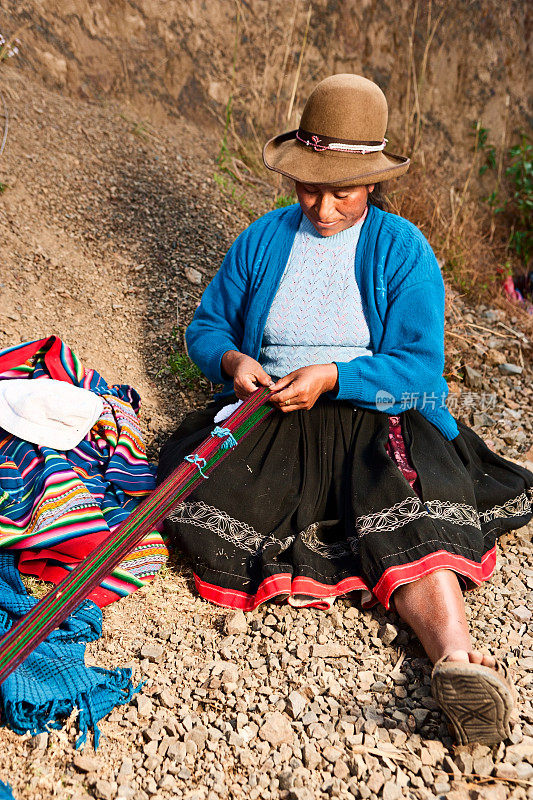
[294,182,374,237]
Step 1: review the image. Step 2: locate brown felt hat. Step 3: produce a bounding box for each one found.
[263,74,410,186]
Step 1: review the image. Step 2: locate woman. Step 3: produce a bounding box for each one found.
[158,75,533,744]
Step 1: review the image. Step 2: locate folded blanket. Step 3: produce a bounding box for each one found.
[0,551,136,747]
[0,336,168,607]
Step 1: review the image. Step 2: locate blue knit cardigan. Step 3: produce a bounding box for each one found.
[186,203,459,440]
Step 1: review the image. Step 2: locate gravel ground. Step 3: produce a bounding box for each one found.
[0,71,532,800]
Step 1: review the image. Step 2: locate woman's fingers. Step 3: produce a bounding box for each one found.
[235,374,260,397]
[234,359,273,398]
[270,381,303,405]
[269,373,296,393]
[256,365,274,387]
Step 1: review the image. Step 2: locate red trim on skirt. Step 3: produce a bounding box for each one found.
[373,545,497,609]
[193,545,497,612]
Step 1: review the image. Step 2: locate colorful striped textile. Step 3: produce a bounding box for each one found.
[0,387,273,685]
[0,337,168,607]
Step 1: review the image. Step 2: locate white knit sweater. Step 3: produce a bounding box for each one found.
[259,212,372,377]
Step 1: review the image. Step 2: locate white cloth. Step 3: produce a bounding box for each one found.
[0,378,104,450]
[214,400,243,424]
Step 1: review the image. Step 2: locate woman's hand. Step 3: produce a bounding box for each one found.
[269,364,339,412]
[221,350,273,400]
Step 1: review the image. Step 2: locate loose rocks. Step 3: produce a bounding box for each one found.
[258,712,294,746]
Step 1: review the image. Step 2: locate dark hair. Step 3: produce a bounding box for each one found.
[367,183,388,211]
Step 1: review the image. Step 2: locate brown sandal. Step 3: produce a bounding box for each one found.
[431,656,515,745]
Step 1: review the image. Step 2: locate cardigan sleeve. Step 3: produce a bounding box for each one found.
[185,232,251,383]
[334,276,446,413]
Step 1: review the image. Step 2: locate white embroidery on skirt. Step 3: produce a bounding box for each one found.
[260,534,296,555]
[301,522,359,559]
[167,501,264,553]
[478,490,532,524]
[355,497,481,536]
[168,489,532,554]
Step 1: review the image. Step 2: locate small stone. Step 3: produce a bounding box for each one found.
[140,642,163,661]
[515,762,533,780]
[511,605,532,623]
[258,712,294,746]
[185,725,208,750]
[184,267,203,285]
[310,643,352,658]
[116,787,135,800]
[135,694,153,716]
[278,769,294,791]
[94,779,116,800]
[505,741,533,764]
[367,771,385,793]
[225,610,248,635]
[487,348,507,365]
[143,740,158,758]
[498,363,522,375]
[286,691,307,720]
[289,789,314,800]
[378,623,398,645]
[413,708,430,728]
[158,774,176,790]
[159,689,177,708]
[473,412,497,428]
[455,750,473,773]
[167,741,187,762]
[302,743,321,770]
[442,755,461,777]
[228,730,244,747]
[434,774,451,794]
[73,754,99,773]
[322,745,343,764]
[117,758,133,782]
[333,759,350,780]
[382,782,401,800]
[473,754,494,776]
[420,765,434,785]
[493,763,517,780]
[29,732,49,750]
[464,364,483,389]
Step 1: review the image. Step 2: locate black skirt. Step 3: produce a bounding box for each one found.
[157,397,533,610]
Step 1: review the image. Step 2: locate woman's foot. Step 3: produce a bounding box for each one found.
[431,654,515,745]
[392,570,515,744]
[442,649,496,669]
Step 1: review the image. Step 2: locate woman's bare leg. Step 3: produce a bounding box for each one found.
[392,569,495,668]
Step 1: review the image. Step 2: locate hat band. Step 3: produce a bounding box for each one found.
[296,128,387,154]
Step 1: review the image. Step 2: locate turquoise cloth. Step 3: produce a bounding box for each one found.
[186,203,459,440]
[0,781,14,800]
[0,552,136,748]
